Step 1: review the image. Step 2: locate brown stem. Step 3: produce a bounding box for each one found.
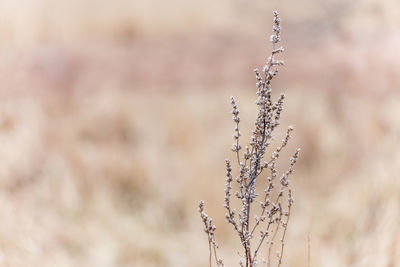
[277,205,291,267]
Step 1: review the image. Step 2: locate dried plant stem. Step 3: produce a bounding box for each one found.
[198,11,300,267]
[308,234,311,267]
[209,242,212,267]
[277,204,291,267]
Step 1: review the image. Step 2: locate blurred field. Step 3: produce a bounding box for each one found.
[0,0,399,266]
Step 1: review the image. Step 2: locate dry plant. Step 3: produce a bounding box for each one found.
[198,11,300,267]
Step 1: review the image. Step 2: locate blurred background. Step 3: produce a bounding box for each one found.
[0,0,399,266]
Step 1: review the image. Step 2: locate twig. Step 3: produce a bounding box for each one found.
[198,11,300,267]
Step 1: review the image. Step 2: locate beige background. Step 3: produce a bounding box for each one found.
[0,1,399,266]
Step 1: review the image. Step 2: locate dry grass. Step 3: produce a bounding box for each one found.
[0,88,399,266]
